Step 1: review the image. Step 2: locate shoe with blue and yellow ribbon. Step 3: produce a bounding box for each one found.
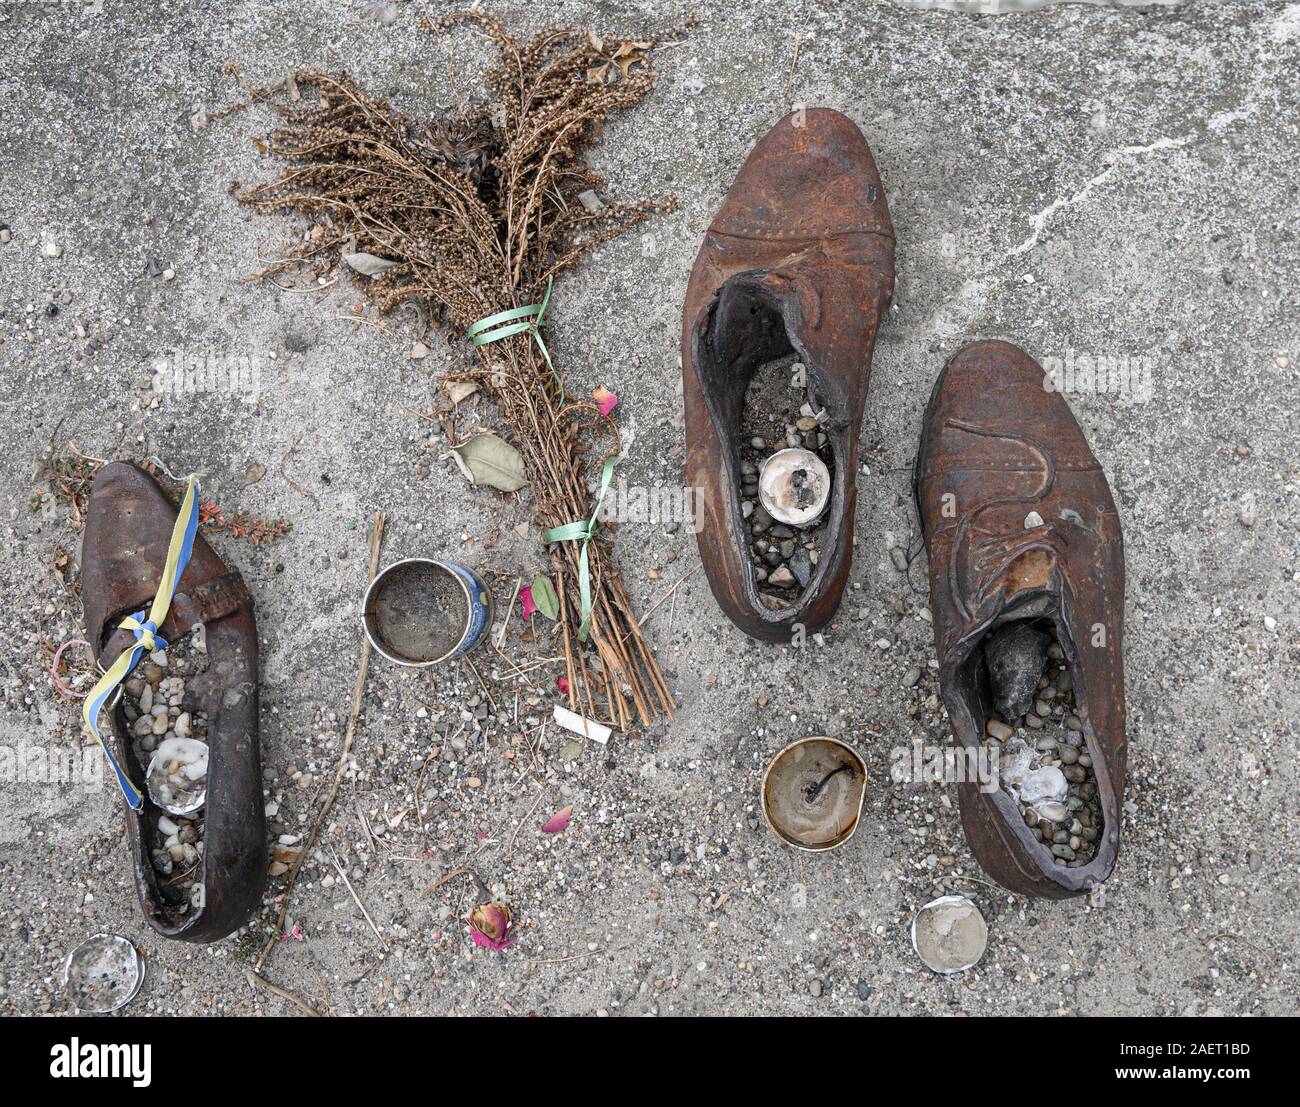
[80,462,267,941]
[82,473,200,810]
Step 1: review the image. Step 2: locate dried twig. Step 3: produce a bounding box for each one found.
[425,865,489,899]
[785,31,804,101]
[329,848,388,948]
[505,786,547,862]
[495,576,522,649]
[246,968,324,1017]
[254,511,385,973]
[637,564,701,628]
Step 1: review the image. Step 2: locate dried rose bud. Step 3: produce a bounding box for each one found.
[469,901,513,952]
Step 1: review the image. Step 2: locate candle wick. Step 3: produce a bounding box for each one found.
[803,762,855,803]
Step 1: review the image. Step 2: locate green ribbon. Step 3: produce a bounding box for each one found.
[469,278,617,640]
[542,456,617,641]
[466,275,561,394]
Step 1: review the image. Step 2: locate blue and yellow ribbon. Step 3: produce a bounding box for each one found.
[542,456,616,641]
[83,475,201,810]
[466,276,562,395]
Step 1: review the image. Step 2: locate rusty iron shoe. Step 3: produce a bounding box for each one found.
[915,340,1126,898]
[682,108,895,642]
[82,462,266,941]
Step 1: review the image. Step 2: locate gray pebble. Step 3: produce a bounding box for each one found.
[789,548,812,587]
[768,565,796,588]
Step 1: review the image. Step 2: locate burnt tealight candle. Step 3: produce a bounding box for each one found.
[761,737,867,851]
[758,448,831,527]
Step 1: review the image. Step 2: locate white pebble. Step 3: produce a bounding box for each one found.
[1018,765,1068,805]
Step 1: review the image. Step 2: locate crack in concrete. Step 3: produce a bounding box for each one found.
[1005,134,1195,260]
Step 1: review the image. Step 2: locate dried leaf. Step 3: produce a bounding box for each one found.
[51,545,69,583]
[612,41,651,77]
[342,251,400,276]
[446,379,479,405]
[450,433,528,493]
[541,805,573,833]
[531,573,559,620]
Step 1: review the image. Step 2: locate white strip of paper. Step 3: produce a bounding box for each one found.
[552,705,612,745]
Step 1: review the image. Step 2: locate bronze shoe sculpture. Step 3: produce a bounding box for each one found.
[682,108,895,641]
[915,340,1126,898]
[82,462,266,940]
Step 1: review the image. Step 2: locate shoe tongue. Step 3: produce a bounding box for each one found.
[972,558,1060,636]
[755,269,820,327]
[735,269,854,431]
[709,272,795,363]
[1000,548,1058,597]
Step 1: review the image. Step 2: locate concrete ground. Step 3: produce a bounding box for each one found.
[1,0,1296,1016]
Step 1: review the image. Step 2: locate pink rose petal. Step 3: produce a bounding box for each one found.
[541,805,573,834]
[556,676,570,695]
[519,585,537,619]
[592,385,618,417]
[470,928,513,952]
